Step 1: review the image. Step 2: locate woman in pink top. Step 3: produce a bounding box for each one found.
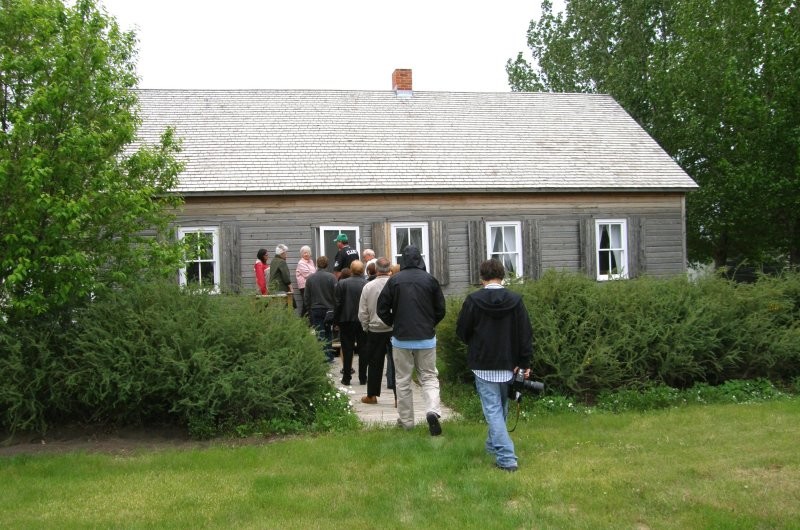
[295,245,316,314]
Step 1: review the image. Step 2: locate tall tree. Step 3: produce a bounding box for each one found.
[0,0,184,321]
[508,0,800,267]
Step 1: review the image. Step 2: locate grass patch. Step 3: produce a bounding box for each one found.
[2,400,798,529]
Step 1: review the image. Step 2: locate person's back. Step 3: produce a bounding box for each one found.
[358,259,395,405]
[377,246,445,341]
[359,274,392,333]
[455,258,532,472]
[304,256,337,363]
[334,274,367,323]
[376,245,445,435]
[457,287,531,371]
[334,260,368,385]
[305,268,336,310]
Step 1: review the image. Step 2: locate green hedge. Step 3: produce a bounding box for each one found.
[438,271,800,398]
[4,272,798,436]
[0,282,337,437]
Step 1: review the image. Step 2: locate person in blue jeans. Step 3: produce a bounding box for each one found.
[455,258,533,472]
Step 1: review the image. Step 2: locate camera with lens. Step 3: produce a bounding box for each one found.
[509,370,544,403]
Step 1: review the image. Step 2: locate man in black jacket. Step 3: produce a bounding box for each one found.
[377,245,446,435]
[335,260,367,385]
[456,258,532,472]
[304,256,337,362]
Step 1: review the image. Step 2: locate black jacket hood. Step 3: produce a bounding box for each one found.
[400,245,426,271]
[470,287,521,317]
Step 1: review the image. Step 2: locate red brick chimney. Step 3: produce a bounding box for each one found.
[392,68,412,95]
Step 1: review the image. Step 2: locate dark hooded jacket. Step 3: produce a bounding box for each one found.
[455,286,532,371]
[377,246,446,341]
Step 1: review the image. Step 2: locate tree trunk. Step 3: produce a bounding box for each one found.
[712,232,729,269]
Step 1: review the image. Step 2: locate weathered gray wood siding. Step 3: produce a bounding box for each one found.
[539,220,581,274]
[173,192,689,297]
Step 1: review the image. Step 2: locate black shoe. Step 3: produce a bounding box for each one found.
[340,379,351,386]
[359,380,367,385]
[426,412,442,436]
[495,463,518,472]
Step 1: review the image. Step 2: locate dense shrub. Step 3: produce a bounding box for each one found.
[0,282,345,437]
[0,318,63,433]
[438,271,800,399]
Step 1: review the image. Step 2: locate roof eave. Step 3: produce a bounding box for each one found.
[173,186,699,197]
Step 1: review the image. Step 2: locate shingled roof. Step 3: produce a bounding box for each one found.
[133,88,697,196]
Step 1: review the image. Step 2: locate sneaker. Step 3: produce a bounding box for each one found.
[495,463,518,472]
[426,412,442,436]
[360,395,377,404]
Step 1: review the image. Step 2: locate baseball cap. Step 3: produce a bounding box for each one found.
[333,234,349,243]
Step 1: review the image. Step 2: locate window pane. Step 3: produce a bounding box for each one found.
[598,250,609,275]
[200,262,215,285]
[503,254,515,275]
[491,227,504,253]
[397,228,410,252]
[198,233,213,260]
[599,225,611,250]
[186,261,201,283]
[504,226,517,252]
[395,228,409,266]
[184,233,199,259]
[410,228,423,249]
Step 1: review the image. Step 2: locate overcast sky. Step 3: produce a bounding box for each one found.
[100,0,556,93]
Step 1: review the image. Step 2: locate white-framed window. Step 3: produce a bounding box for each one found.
[595,219,628,281]
[486,221,523,278]
[178,226,220,291]
[320,225,360,271]
[391,222,429,268]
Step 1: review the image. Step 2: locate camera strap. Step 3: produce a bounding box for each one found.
[507,398,521,433]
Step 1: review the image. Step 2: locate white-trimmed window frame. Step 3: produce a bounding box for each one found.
[485,221,523,279]
[595,219,628,281]
[319,225,361,268]
[178,226,221,291]
[391,222,430,267]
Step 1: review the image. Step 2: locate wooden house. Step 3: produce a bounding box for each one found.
[134,69,698,300]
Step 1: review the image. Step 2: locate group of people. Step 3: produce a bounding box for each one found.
[253,243,297,298]
[254,233,534,472]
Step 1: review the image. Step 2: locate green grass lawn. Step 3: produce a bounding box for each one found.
[2,400,798,529]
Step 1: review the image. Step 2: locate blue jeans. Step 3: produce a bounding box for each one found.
[309,308,333,361]
[475,376,517,469]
